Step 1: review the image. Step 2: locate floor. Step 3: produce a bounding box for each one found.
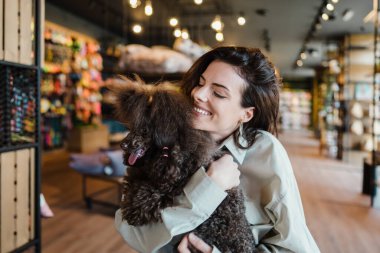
[40,130,380,253]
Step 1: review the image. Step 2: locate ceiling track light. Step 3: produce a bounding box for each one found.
[145,0,153,16]
[169,17,178,27]
[132,24,142,34]
[211,15,224,32]
[173,28,181,38]
[294,0,328,69]
[216,31,224,42]
[129,0,141,8]
[296,60,303,67]
[181,28,189,39]
[342,9,354,21]
[194,0,203,5]
[326,3,334,11]
[237,12,246,26]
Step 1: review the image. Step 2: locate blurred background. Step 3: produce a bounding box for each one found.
[1,0,380,252]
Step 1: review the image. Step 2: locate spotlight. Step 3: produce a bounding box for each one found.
[237,12,246,26]
[181,29,189,39]
[315,21,322,30]
[326,3,334,11]
[216,32,224,42]
[169,17,178,27]
[145,0,153,16]
[211,15,224,31]
[173,28,181,38]
[342,9,354,21]
[129,0,141,8]
[132,24,142,34]
[237,16,246,26]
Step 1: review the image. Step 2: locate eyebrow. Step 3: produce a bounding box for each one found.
[200,75,230,92]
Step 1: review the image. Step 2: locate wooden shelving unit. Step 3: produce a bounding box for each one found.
[0,0,42,252]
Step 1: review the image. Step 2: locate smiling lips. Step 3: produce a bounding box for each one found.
[193,106,211,116]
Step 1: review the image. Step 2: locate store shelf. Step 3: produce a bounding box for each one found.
[0,0,42,252]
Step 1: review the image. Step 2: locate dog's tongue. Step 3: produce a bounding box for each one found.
[128,153,139,165]
[127,148,146,165]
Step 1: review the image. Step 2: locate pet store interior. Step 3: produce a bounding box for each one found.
[1,0,380,252]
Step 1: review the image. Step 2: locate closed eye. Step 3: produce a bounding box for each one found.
[213,92,227,99]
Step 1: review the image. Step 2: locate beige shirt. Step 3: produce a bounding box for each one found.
[115,130,320,253]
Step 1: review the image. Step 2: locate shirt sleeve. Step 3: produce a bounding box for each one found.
[115,168,227,253]
[254,190,321,253]
[242,132,320,253]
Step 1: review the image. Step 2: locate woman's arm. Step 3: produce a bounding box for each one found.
[115,168,227,253]
[254,189,320,253]
[246,132,320,253]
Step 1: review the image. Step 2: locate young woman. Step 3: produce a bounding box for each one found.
[115,47,320,253]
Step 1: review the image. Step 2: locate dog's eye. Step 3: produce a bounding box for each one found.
[120,142,128,150]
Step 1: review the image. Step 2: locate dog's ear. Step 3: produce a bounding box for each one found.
[106,76,153,128]
[150,89,192,147]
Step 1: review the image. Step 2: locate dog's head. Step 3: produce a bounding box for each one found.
[108,76,213,181]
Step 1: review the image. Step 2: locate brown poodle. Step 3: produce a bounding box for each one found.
[110,77,255,252]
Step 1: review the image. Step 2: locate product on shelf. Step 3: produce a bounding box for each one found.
[42,23,104,149]
[117,43,193,73]
[280,90,311,130]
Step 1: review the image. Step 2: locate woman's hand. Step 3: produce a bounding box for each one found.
[207,154,240,190]
[177,233,212,253]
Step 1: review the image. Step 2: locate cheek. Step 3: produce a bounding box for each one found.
[190,90,195,100]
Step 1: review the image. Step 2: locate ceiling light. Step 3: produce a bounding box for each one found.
[237,16,246,26]
[300,52,307,60]
[211,15,224,31]
[216,32,224,42]
[173,28,181,38]
[169,17,178,27]
[129,0,141,8]
[326,3,334,11]
[194,0,203,5]
[145,0,153,16]
[315,21,322,30]
[342,9,354,21]
[331,0,339,3]
[296,60,303,67]
[322,13,329,21]
[307,48,319,57]
[181,29,189,39]
[132,24,142,34]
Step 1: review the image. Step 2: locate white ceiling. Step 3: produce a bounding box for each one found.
[179,0,374,78]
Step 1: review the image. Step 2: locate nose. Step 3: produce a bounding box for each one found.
[193,85,209,103]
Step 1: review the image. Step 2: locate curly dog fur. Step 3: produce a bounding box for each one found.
[111,77,255,252]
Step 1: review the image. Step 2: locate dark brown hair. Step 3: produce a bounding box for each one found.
[182,46,281,149]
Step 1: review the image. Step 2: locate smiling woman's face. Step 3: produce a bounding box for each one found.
[191,60,254,142]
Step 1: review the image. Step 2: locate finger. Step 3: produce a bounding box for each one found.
[222,154,233,161]
[177,235,192,253]
[188,233,212,253]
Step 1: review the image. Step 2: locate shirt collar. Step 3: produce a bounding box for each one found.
[218,131,248,165]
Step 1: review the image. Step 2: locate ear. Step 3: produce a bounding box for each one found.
[240,107,255,123]
[106,76,150,125]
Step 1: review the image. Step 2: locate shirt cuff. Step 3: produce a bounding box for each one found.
[212,246,222,253]
[184,168,227,218]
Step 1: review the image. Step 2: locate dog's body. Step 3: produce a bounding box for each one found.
[112,78,255,252]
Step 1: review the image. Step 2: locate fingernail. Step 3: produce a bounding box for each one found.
[188,233,195,240]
